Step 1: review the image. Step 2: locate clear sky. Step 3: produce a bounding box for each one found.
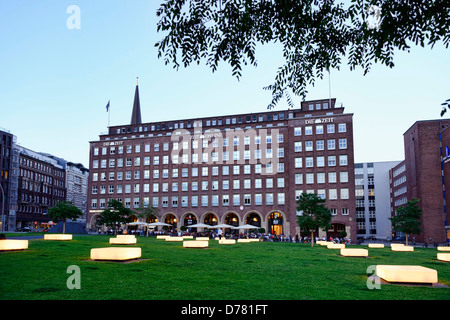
[1,1,449,168]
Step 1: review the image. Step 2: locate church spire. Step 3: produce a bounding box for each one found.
[130,77,142,125]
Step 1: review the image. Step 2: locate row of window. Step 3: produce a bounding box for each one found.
[91,187,351,210]
[294,123,347,136]
[94,134,348,159]
[92,153,349,174]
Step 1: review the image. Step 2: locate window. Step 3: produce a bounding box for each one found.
[277,193,285,205]
[295,158,303,168]
[339,138,347,149]
[340,172,348,183]
[328,156,336,166]
[339,155,348,166]
[316,140,324,150]
[233,194,240,206]
[316,125,323,134]
[327,124,335,133]
[222,195,229,206]
[338,123,347,132]
[328,172,337,183]
[306,173,314,184]
[294,127,302,136]
[317,172,325,184]
[340,188,349,199]
[329,189,337,200]
[306,157,314,168]
[316,156,325,167]
[327,139,335,150]
[255,194,262,205]
[266,193,273,205]
[295,173,303,184]
[305,126,313,135]
[305,141,313,151]
[294,141,302,152]
[244,194,251,205]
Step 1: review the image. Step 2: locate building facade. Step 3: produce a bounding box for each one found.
[0,128,18,231]
[87,85,356,240]
[390,119,450,244]
[355,161,401,240]
[65,162,89,219]
[16,147,66,230]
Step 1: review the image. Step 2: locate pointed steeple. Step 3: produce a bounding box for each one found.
[130,77,142,125]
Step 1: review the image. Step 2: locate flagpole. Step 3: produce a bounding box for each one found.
[108,102,110,128]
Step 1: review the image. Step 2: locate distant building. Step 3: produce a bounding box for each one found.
[16,147,66,230]
[87,83,357,240]
[355,161,401,240]
[0,128,19,232]
[390,119,450,244]
[65,162,89,219]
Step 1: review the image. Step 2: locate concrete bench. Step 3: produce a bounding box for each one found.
[327,243,345,249]
[437,246,450,251]
[183,240,209,248]
[0,239,29,251]
[237,239,251,243]
[156,235,169,239]
[340,248,368,257]
[375,265,438,284]
[165,237,184,242]
[391,245,414,252]
[195,237,210,241]
[44,234,73,241]
[90,247,141,261]
[368,243,384,248]
[437,253,450,262]
[219,239,236,244]
[109,235,137,244]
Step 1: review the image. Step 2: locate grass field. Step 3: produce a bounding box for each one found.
[1,234,449,300]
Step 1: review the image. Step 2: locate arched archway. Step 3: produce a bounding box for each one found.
[327,223,347,240]
[267,211,284,235]
[224,212,240,227]
[182,213,198,227]
[163,213,178,229]
[245,211,262,229]
[203,212,218,226]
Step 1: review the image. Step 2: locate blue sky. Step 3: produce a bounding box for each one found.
[1,1,449,168]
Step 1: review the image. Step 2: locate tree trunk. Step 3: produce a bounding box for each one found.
[406,234,408,246]
[311,230,314,247]
[63,220,66,234]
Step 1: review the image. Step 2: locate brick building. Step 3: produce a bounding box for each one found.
[87,84,356,240]
[390,119,450,244]
[16,146,66,230]
[355,161,401,241]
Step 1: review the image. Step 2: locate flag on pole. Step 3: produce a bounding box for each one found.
[106,100,110,112]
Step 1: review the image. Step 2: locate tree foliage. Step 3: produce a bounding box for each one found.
[155,0,450,109]
[97,200,133,234]
[389,198,422,245]
[47,201,82,234]
[296,192,332,246]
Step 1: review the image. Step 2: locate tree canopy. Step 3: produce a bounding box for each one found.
[296,192,332,246]
[47,201,82,234]
[97,200,134,234]
[156,0,449,109]
[389,198,422,245]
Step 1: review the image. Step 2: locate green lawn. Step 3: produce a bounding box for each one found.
[1,235,449,300]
